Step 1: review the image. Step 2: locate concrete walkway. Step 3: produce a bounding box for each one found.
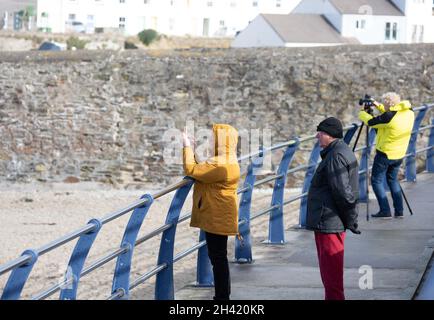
[176,172,434,300]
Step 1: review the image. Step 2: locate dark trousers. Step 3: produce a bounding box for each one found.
[205,232,230,300]
[314,232,346,300]
[371,152,404,214]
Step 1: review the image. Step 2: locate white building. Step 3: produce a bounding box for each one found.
[232,0,434,47]
[0,0,37,31]
[36,0,303,36]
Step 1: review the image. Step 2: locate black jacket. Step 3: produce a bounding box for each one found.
[306,139,359,233]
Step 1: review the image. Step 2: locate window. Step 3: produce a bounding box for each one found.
[169,18,175,30]
[412,24,417,42]
[203,18,210,36]
[207,1,213,7]
[386,22,397,40]
[151,16,158,29]
[230,1,236,7]
[219,20,225,26]
[276,0,281,7]
[68,14,76,21]
[252,1,258,6]
[392,23,398,40]
[356,19,366,29]
[419,25,424,42]
[119,17,126,29]
[119,0,125,3]
[87,15,94,21]
[170,0,174,5]
[144,0,150,4]
[385,22,391,40]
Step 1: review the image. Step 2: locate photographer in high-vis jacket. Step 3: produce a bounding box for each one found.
[358,92,414,219]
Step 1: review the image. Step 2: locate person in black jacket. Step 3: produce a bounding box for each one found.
[306,117,361,300]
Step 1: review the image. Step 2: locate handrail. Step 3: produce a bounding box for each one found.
[238,139,298,162]
[0,224,96,275]
[150,179,191,200]
[237,124,360,163]
[32,247,127,300]
[1,103,432,300]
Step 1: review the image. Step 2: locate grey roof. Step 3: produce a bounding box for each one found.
[329,0,404,16]
[261,14,358,44]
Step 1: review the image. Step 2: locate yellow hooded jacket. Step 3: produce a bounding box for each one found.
[358,101,414,160]
[183,124,240,236]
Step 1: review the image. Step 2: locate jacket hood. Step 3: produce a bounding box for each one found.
[390,100,412,111]
[213,124,238,160]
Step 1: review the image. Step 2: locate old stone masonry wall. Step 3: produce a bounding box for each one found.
[0,45,433,186]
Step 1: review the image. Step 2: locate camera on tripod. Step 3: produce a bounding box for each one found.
[359,94,375,115]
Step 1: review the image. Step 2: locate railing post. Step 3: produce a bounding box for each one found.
[428,118,434,173]
[155,178,194,300]
[196,230,213,287]
[1,249,38,300]
[59,219,102,300]
[266,139,299,244]
[299,140,321,228]
[406,106,428,182]
[358,128,376,203]
[111,193,154,300]
[344,123,360,146]
[235,149,264,263]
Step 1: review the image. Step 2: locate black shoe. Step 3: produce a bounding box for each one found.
[394,212,404,219]
[371,212,392,219]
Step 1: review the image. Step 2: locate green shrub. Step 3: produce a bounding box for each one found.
[66,36,88,50]
[138,29,159,46]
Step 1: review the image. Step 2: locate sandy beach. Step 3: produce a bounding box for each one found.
[0,181,300,300]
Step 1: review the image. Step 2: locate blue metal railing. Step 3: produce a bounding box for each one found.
[0,104,433,300]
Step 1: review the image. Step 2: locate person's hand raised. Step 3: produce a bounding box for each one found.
[183,127,196,148]
[182,127,191,147]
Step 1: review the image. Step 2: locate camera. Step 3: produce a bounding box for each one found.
[359,94,375,114]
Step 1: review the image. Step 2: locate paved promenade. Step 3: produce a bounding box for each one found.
[176,172,434,300]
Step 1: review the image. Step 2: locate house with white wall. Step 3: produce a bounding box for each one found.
[0,0,37,31]
[36,0,303,36]
[232,0,434,47]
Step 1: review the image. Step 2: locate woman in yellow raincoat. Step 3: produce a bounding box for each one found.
[182,124,240,300]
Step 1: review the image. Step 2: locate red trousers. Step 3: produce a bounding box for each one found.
[314,232,346,300]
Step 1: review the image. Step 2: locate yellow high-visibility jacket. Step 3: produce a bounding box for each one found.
[183,124,240,236]
[358,101,414,160]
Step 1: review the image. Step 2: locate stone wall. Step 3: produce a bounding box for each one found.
[0,44,433,187]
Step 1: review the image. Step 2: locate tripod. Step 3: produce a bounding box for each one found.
[352,122,414,220]
[352,123,370,221]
